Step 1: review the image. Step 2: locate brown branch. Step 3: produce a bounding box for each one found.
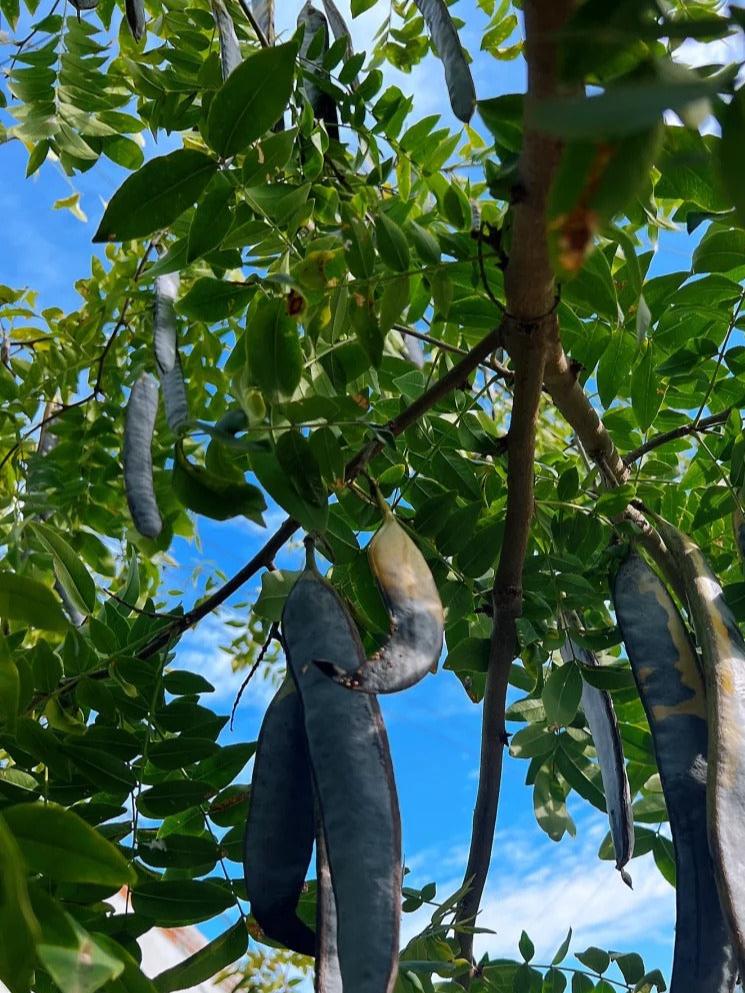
[394,324,515,383]
[455,0,576,968]
[624,407,732,465]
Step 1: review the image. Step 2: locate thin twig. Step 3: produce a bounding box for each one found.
[233,0,270,47]
[230,622,279,729]
[624,407,733,465]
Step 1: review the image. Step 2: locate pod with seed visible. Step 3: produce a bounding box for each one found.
[211,0,241,80]
[614,551,736,993]
[243,677,316,956]
[412,0,476,123]
[283,547,401,993]
[561,630,634,885]
[297,2,339,141]
[153,273,189,434]
[123,373,162,539]
[650,514,745,974]
[318,505,443,693]
[125,0,145,39]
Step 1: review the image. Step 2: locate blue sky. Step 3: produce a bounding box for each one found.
[5,1,745,984]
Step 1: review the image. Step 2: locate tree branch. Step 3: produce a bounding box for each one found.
[624,407,732,465]
[455,0,575,967]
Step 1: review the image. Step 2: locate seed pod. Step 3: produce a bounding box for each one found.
[321,0,352,59]
[561,631,634,885]
[318,506,443,693]
[614,552,736,993]
[211,0,241,80]
[252,0,274,44]
[650,514,745,973]
[153,274,188,434]
[412,0,476,123]
[123,373,162,539]
[125,0,145,40]
[283,548,401,993]
[70,0,99,10]
[297,2,339,142]
[243,677,316,956]
[315,811,342,993]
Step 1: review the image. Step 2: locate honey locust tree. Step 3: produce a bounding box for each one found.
[2,0,745,990]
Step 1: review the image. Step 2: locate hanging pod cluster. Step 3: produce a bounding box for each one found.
[612,515,745,992]
[244,512,444,992]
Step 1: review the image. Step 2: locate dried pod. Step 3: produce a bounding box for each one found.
[252,0,274,44]
[123,373,162,539]
[318,506,443,693]
[297,2,339,141]
[211,0,241,80]
[243,677,316,955]
[614,552,736,993]
[125,0,145,40]
[650,514,745,973]
[561,630,634,885]
[314,811,342,993]
[283,547,401,993]
[412,0,476,122]
[320,0,352,58]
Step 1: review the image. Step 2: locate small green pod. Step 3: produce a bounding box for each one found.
[652,514,745,974]
[125,0,145,39]
[283,551,401,993]
[243,678,316,956]
[561,634,634,884]
[614,552,736,993]
[315,813,342,993]
[123,373,162,539]
[318,508,444,693]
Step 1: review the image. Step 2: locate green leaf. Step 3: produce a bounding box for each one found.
[172,443,266,524]
[542,663,582,726]
[250,449,328,532]
[0,571,67,632]
[245,296,303,400]
[375,212,410,271]
[2,802,135,887]
[31,522,96,615]
[0,816,39,993]
[692,227,745,274]
[176,278,254,322]
[630,342,663,432]
[206,41,298,158]
[551,928,572,966]
[153,922,248,993]
[132,879,234,926]
[275,429,327,508]
[652,834,676,886]
[38,929,125,993]
[93,149,218,243]
[148,737,219,770]
[597,330,635,408]
[576,947,610,974]
[518,930,534,962]
[137,780,213,818]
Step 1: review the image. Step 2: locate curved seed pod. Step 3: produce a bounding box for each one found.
[153,274,189,434]
[252,0,274,44]
[211,0,241,80]
[561,629,634,885]
[125,0,145,40]
[123,373,162,539]
[243,677,316,956]
[412,0,476,123]
[321,0,352,58]
[650,514,745,972]
[315,811,342,993]
[297,2,339,142]
[614,552,736,993]
[318,506,443,693]
[283,548,401,993]
[70,0,99,10]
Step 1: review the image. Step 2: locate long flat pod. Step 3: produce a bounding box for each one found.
[243,677,316,955]
[320,0,352,58]
[125,0,145,39]
[297,2,339,141]
[318,506,443,693]
[252,0,274,44]
[123,373,162,539]
[412,0,476,122]
[283,552,401,993]
[614,552,736,993]
[651,515,745,972]
[243,676,315,955]
[153,273,189,434]
[211,0,241,80]
[560,633,634,884]
[315,811,342,993]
